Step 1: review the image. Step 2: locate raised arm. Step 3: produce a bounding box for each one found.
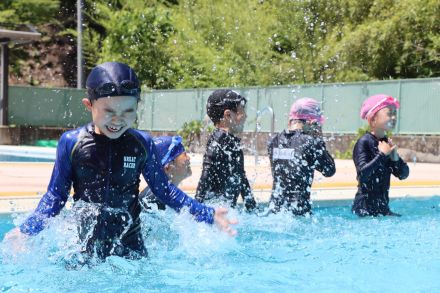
[267,136,276,177]
[313,139,336,177]
[240,168,257,211]
[390,157,409,180]
[19,131,76,235]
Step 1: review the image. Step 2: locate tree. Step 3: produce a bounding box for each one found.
[4,0,440,88]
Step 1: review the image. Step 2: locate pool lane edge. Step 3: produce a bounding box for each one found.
[1,185,439,214]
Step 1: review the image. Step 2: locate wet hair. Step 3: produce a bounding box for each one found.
[206,89,247,124]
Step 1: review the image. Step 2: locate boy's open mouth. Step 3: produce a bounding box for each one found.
[106,125,124,133]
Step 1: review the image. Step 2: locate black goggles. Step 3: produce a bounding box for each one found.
[88,80,141,100]
[212,95,247,107]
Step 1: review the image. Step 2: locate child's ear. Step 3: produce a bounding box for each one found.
[223,109,231,120]
[164,163,174,174]
[82,98,93,112]
[369,115,377,127]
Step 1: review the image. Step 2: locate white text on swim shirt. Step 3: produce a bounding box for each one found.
[273,148,295,160]
[123,156,136,169]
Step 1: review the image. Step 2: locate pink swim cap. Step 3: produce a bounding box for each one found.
[360,94,400,121]
[289,98,325,124]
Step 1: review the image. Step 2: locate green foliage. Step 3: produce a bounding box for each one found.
[94,2,176,88]
[166,0,278,88]
[0,0,60,24]
[4,0,440,88]
[333,0,440,80]
[177,120,213,149]
[334,125,370,159]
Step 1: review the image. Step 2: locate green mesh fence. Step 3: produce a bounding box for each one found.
[9,78,440,134]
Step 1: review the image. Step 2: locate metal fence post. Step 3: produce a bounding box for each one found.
[396,80,402,134]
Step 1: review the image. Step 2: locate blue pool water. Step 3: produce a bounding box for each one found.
[0,154,54,162]
[1,197,440,292]
[0,146,56,162]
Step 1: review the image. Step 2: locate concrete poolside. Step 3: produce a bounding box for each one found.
[1,146,440,213]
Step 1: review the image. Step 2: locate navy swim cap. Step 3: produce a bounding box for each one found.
[206,89,247,124]
[86,62,141,100]
[153,136,186,166]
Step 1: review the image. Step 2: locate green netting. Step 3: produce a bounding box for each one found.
[9,78,440,134]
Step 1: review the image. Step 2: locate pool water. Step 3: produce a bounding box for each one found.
[1,196,440,292]
[0,146,56,162]
[0,154,54,162]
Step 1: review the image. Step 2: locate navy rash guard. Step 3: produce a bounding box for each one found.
[195,129,257,210]
[352,132,409,216]
[267,130,336,214]
[20,123,214,257]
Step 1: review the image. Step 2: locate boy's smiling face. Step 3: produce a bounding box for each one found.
[82,95,138,139]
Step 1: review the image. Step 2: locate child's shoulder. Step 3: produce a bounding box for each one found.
[354,132,375,149]
[272,130,314,144]
[56,126,88,154]
[268,131,285,145]
[208,128,232,145]
[126,128,153,144]
[356,132,373,143]
[59,125,86,142]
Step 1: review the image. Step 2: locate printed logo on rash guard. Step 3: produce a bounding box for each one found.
[273,148,295,160]
[123,156,136,169]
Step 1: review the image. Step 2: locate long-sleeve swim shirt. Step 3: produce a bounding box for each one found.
[195,128,256,210]
[352,132,409,216]
[20,123,214,236]
[267,129,335,214]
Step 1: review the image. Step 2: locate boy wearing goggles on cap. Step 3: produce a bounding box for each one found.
[353,94,409,216]
[267,98,335,215]
[195,89,257,211]
[140,135,192,211]
[5,62,237,259]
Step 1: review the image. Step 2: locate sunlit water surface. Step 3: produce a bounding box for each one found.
[1,197,440,292]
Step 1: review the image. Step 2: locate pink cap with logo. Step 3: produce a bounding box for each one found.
[360,94,400,121]
[289,98,325,124]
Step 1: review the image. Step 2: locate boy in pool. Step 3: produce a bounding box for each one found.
[139,135,191,211]
[195,89,257,211]
[4,62,237,259]
[352,94,409,216]
[267,98,335,215]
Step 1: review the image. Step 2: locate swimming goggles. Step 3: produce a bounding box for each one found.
[211,90,247,106]
[89,80,141,100]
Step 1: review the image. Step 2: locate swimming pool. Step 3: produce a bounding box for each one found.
[0,146,55,162]
[1,196,439,292]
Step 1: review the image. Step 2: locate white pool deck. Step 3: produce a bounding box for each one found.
[1,145,439,213]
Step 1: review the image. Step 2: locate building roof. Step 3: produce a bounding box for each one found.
[0,23,41,44]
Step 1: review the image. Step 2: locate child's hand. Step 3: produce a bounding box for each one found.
[388,139,399,161]
[378,141,395,156]
[3,228,29,254]
[245,198,257,211]
[213,207,238,236]
[306,121,322,137]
